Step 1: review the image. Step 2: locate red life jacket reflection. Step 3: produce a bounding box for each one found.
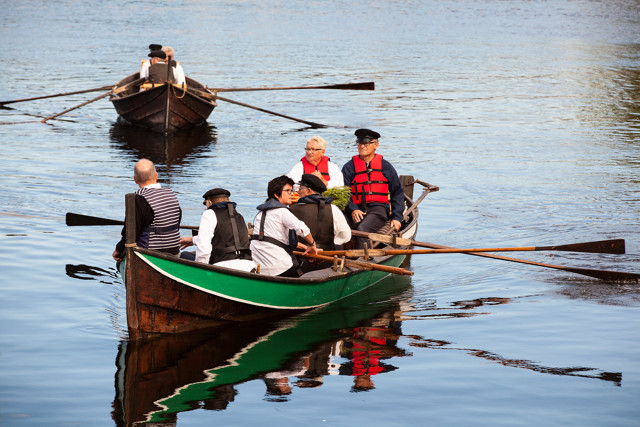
[349,154,389,205]
[301,156,331,182]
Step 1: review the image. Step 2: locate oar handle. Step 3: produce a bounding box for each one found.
[294,251,413,276]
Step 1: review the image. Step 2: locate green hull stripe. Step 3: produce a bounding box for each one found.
[136,252,406,309]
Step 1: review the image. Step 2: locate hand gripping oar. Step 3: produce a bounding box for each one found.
[351,230,639,281]
[206,81,375,92]
[293,251,413,276]
[65,212,198,230]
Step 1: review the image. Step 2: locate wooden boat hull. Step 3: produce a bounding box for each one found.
[110,73,216,134]
[120,180,421,338]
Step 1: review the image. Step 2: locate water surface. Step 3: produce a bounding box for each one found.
[1,1,639,426]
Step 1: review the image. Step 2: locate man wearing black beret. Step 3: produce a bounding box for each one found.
[290,174,351,252]
[140,44,163,80]
[341,129,405,248]
[179,188,255,272]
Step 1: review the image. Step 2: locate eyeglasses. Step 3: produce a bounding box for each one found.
[305,148,323,152]
[282,188,295,194]
[356,140,376,145]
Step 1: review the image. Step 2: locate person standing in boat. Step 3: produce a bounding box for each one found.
[161,46,186,86]
[287,136,344,189]
[290,174,351,251]
[341,129,404,248]
[250,175,318,277]
[179,188,255,272]
[112,159,182,262]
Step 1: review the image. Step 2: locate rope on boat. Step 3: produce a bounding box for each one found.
[172,83,187,99]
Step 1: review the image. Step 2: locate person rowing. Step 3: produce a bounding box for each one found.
[250,175,318,277]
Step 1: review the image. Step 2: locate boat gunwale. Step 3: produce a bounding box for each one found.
[110,73,216,106]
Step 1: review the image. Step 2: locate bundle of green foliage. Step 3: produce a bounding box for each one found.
[322,186,352,211]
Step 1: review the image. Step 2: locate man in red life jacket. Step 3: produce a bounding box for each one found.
[287,136,344,189]
[341,129,404,248]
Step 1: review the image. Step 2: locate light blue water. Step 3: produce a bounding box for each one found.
[1,1,639,425]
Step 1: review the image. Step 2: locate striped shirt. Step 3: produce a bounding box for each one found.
[136,185,181,251]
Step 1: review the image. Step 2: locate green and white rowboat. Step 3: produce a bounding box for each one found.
[119,177,434,338]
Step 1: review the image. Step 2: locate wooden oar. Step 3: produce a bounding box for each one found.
[213,95,327,128]
[0,85,114,106]
[351,230,639,281]
[293,251,413,276]
[206,82,375,92]
[334,237,625,256]
[65,212,198,230]
[322,239,627,257]
[41,77,146,123]
[41,90,114,123]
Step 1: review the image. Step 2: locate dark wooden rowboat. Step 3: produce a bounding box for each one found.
[119,177,434,339]
[110,73,216,134]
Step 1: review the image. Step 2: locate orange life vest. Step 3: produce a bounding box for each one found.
[349,154,389,205]
[301,156,331,182]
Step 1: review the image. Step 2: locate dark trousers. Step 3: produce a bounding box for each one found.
[349,204,389,249]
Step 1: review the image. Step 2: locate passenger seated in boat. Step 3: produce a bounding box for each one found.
[341,129,404,249]
[290,173,351,251]
[290,174,351,272]
[142,50,175,84]
[179,188,255,272]
[286,136,344,192]
[161,46,186,86]
[139,43,162,81]
[112,159,182,262]
[250,175,318,277]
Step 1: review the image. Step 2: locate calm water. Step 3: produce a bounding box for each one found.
[1,0,639,425]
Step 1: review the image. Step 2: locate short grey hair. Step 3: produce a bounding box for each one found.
[306,136,326,150]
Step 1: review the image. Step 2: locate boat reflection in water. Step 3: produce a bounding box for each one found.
[109,122,217,167]
[110,267,623,425]
[111,274,414,426]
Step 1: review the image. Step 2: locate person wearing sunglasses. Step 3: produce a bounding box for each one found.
[250,175,318,277]
[287,136,344,189]
[341,129,405,248]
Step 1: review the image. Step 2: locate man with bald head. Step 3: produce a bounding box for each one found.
[112,159,182,262]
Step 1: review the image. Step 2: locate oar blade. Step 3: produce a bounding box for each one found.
[66,213,123,227]
[548,239,626,254]
[563,267,640,281]
[322,82,375,90]
[208,81,375,92]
